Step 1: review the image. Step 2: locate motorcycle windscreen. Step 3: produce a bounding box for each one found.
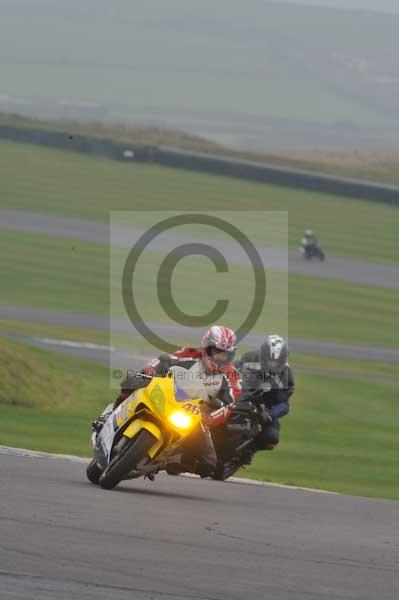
[170,365,206,402]
[173,378,192,402]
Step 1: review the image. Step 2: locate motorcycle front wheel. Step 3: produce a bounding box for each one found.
[99,430,156,490]
[86,458,102,484]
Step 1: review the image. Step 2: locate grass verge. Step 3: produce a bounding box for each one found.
[0,337,108,454]
[0,337,107,414]
[243,372,399,500]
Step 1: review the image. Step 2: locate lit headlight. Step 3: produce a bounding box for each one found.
[168,411,192,430]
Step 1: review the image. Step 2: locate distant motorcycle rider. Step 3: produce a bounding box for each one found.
[235,335,294,452]
[93,326,240,478]
[300,229,326,260]
[301,229,319,251]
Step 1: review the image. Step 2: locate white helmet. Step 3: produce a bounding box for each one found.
[201,325,236,372]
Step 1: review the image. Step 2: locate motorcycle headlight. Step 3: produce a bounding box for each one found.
[168,411,192,430]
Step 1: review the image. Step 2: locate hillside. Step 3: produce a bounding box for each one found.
[2,112,399,185]
[1,1,399,151]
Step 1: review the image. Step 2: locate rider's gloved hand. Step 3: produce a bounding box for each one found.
[142,354,172,377]
[200,400,232,427]
[258,404,273,425]
[206,396,224,410]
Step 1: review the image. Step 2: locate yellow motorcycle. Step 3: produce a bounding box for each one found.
[86,374,203,490]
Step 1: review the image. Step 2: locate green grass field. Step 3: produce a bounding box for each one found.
[246,370,399,500]
[1,337,398,499]
[1,141,399,263]
[1,230,398,347]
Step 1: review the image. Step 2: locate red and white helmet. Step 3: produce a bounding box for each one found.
[201,325,236,372]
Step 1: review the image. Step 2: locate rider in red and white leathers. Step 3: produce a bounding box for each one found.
[111,326,241,477]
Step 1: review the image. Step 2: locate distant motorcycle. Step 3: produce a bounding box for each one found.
[300,242,325,261]
[210,397,266,480]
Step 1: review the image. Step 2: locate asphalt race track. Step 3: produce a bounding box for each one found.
[2,306,399,364]
[2,209,399,288]
[4,334,399,384]
[1,449,398,600]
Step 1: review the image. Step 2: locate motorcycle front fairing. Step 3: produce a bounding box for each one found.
[93,376,203,471]
[93,410,120,468]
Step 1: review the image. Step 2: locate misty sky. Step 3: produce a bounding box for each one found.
[274,0,399,14]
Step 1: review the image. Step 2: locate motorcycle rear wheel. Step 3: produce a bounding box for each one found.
[212,460,241,481]
[99,430,156,490]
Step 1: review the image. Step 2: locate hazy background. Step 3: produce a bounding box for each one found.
[1,0,399,151]
[273,0,399,13]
